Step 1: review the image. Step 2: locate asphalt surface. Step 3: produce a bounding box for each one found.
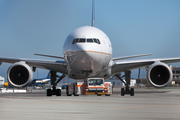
[0,87,180,120]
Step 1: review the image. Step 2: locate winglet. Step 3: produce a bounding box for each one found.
[92,0,95,27]
[112,53,153,61]
[34,53,64,59]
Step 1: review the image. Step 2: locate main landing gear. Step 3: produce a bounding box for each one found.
[115,71,134,96]
[47,71,66,96]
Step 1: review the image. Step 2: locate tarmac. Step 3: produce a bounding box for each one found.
[0,87,180,120]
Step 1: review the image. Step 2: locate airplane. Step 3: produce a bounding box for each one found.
[0,0,180,96]
[3,71,50,88]
[30,71,50,87]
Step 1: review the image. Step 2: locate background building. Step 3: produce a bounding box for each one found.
[172,67,180,85]
[0,76,5,87]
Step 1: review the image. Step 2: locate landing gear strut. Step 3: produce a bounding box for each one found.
[115,71,134,96]
[47,71,66,96]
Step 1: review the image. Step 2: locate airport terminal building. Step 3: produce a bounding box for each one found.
[172,67,180,85]
[0,76,4,87]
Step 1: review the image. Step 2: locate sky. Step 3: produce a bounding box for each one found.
[0,0,180,80]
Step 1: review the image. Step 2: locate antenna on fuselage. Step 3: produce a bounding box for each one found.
[92,0,95,27]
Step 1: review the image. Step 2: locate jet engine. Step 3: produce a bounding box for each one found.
[7,62,33,88]
[146,62,172,88]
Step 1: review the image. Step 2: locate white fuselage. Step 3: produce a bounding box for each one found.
[63,26,112,79]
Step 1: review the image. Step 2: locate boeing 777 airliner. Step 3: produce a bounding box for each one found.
[0,1,180,96]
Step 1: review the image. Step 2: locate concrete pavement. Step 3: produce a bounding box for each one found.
[0,88,180,120]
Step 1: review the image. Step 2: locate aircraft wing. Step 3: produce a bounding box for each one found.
[0,57,67,74]
[112,57,180,74]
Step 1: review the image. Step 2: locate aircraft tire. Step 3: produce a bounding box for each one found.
[130,88,134,96]
[121,88,125,96]
[73,84,78,96]
[105,94,110,96]
[97,94,102,96]
[56,89,61,96]
[47,89,52,96]
[66,86,72,96]
[74,93,79,96]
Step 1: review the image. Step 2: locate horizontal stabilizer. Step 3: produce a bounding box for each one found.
[112,53,153,61]
[34,53,64,59]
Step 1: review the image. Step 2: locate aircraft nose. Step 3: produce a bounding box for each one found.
[76,44,95,59]
[76,44,86,51]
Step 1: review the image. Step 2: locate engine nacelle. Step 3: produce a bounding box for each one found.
[146,62,172,88]
[7,62,33,88]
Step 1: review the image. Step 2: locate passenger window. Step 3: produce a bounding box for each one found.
[79,39,85,43]
[87,39,93,43]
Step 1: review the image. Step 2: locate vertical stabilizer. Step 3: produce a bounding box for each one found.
[92,0,95,27]
[46,71,51,79]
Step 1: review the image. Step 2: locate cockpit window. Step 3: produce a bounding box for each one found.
[94,39,101,44]
[72,39,79,44]
[97,39,100,44]
[87,39,93,43]
[72,38,100,44]
[79,38,86,43]
[93,39,98,43]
